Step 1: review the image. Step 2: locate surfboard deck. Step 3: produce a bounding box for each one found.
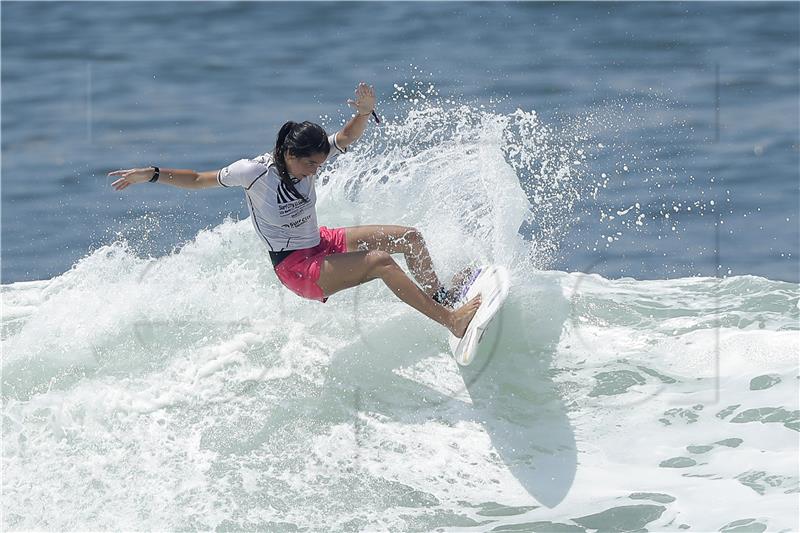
[448,264,510,366]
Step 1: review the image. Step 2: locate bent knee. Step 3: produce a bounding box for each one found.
[367,250,394,266]
[366,250,398,275]
[404,227,422,241]
[403,227,425,249]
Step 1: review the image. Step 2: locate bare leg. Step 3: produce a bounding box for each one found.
[317,250,481,338]
[344,225,443,296]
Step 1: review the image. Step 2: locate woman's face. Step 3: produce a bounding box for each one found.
[285,151,327,181]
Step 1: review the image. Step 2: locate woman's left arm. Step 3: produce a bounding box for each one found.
[335,82,377,150]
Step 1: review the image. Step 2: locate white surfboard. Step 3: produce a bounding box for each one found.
[448,264,510,366]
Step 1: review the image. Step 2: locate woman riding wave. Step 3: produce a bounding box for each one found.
[108,82,481,338]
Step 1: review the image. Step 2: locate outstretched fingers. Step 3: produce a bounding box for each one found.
[348,82,376,112]
[106,167,153,191]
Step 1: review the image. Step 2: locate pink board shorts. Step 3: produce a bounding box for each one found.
[274,226,349,303]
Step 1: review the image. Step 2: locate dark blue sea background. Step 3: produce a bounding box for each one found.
[2,1,798,282]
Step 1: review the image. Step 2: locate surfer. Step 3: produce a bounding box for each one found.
[108,82,481,338]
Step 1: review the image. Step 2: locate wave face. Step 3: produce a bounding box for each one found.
[3,105,798,531]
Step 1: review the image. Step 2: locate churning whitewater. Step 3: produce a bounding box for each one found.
[2,103,798,531]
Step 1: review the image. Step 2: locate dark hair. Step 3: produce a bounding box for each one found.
[273,121,330,203]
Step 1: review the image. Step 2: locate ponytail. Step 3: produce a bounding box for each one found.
[273,121,330,204]
[273,121,306,202]
[273,121,296,177]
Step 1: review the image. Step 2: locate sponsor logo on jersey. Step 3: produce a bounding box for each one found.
[277,181,303,205]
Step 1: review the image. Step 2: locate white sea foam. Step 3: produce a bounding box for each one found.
[2,102,797,531]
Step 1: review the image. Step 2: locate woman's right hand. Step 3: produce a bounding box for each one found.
[107,167,155,191]
[347,82,377,116]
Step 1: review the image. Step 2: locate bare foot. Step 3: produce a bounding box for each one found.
[448,294,482,338]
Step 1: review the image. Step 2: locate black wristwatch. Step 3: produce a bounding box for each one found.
[149,166,160,183]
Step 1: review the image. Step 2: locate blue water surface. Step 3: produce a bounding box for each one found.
[2,1,798,282]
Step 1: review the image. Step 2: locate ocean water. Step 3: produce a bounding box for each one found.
[2,2,799,532]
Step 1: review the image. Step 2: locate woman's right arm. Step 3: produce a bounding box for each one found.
[108,167,221,191]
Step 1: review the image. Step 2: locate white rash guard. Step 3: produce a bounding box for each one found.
[216,133,346,251]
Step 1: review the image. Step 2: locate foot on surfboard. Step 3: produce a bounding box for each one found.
[448,294,482,338]
[448,264,510,366]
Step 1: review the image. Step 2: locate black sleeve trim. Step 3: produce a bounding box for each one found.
[333,133,346,154]
[217,169,229,187]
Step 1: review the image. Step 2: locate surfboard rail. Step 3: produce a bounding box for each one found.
[448,264,510,366]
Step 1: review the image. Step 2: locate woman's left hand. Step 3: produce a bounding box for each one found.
[347,82,376,116]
